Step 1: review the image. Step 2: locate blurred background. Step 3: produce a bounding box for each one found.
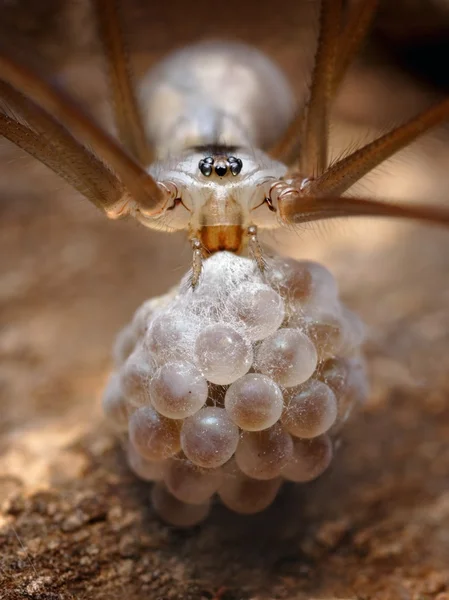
[1,1,449,598]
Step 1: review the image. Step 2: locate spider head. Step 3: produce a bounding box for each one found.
[139,146,287,253]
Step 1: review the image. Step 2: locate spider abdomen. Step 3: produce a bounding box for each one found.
[140,41,296,158]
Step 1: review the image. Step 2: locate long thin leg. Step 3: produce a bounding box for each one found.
[332,0,379,93]
[0,82,124,211]
[0,114,125,211]
[270,0,343,173]
[92,0,151,166]
[276,191,449,228]
[270,0,377,167]
[303,98,449,197]
[300,0,342,177]
[0,50,166,216]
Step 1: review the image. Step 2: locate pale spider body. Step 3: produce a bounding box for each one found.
[140,42,293,253]
[140,41,295,157]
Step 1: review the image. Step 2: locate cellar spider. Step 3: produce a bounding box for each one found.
[0,0,449,288]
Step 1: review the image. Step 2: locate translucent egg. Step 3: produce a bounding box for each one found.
[129,406,181,461]
[224,374,284,431]
[102,373,129,431]
[282,435,333,482]
[132,292,174,336]
[113,325,137,366]
[282,379,337,438]
[302,306,365,361]
[163,457,222,504]
[304,309,347,361]
[332,357,368,432]
[120,346,155,406]
[184,293,222,322]
[194,323,253,385]
[265,256,313,301]
[226,284,285,341]
[302,260,339,303]
[191,250,258,292]
[254,328,318,387]
[151,482,210,527]
[127,444,166,481]
[340,307,366,354]
[218,464,282,514]
[266,257,338,307]
[149,361,208,419]
[346,357,368,405]
[319,357,349,397]
[145,309,198,363]
[181,407,239,468]
[235,423,293,480]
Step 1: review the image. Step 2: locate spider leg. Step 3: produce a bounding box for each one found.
[271,0,378,169]
[270,0,343,169]
[301,98,449,197]
[269,180,449,229]
[332,0,379,93]
[92,0,152,166]
[0,81,125,212]
[0,50,168,216]
[299,0,342,177]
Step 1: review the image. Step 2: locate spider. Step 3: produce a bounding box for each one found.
[0,0,449,289]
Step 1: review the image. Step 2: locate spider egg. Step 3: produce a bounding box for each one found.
[151,482,210,527]
[281,379,338,438]
[224,374,284,431]
[282,435,333,483]
[345,358,369,405]
[194,323,253,385]
[254,328,318,387]
[127,444,166,481]
[145,309,198,363]
[102,373,129,431]
[332,357,368,431]
[120,346,155,407]
[226,284,285,341]
[306,311,347,361]
[319,357,349,397]
[302,260,339,303]
[129,406,181,461]
[163,457,222,504]
[340,307,366,354]
[113,325,138,367]
[235,423,294,480]
[131,295,172,337]
[149,361,208,419]
[180,407,240,468]
[266,256,313,301]
[218,464,282,514]
[301,306,365,361]
[266,257,338,306]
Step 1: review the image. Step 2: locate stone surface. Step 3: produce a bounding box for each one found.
[1,1,449,598]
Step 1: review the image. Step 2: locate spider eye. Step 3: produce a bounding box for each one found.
[228,156,243,176]
[214,162,228,177]
[199,157,214,176]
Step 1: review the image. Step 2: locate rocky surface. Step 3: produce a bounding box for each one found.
[1,1,449,598]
